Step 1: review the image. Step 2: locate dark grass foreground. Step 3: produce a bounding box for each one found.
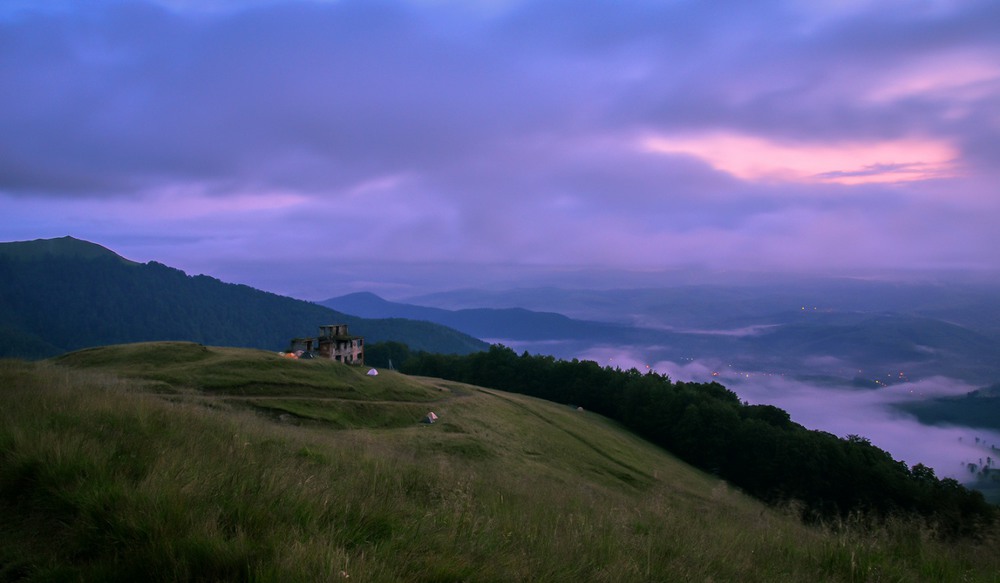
[1,345,999,582]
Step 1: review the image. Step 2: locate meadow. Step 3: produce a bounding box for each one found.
[1,343,998,582]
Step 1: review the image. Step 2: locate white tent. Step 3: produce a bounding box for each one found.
[422,411,439,424]
[367,368,379,376]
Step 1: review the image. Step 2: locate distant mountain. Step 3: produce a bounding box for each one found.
[0,237,487,359]
[895,383,1000,432]
[336,287,1000,385]
[405,280,1000,338]
[320,291,629,341]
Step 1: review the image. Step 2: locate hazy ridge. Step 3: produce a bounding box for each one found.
[325,286,1000,386]
[0,237,487,359]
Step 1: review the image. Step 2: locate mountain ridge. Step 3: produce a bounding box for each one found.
[323,290,1000,385]
[321,291,625,341]
[0,237,487,359]
[0,235,135,263]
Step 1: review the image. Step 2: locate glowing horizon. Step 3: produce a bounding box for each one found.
[642,133,958,185]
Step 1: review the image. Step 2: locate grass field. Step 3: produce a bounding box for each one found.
[2,342,998,582]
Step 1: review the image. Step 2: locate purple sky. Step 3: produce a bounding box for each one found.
[2,0,999,299]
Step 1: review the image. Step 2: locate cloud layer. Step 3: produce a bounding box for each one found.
[2,0,999,296]
[572,346,1000,480]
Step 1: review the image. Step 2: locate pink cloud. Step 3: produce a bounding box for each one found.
[641,132,958,185]
[865,54,1000,104]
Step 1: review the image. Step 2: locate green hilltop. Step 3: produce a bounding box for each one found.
[0,236,133,263]
[0,236,487,359]
[2,343,999,581]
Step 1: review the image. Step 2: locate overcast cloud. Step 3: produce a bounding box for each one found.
[2,0,999,297]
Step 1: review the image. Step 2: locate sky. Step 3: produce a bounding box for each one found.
[2,0,1000,299]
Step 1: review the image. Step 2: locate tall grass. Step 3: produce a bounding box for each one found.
[2,354,999,582]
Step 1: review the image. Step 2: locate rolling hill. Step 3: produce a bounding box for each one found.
[2,343,998,581]
[0,237,487,359]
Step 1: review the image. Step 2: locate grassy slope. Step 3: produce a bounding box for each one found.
[2,344,998,582]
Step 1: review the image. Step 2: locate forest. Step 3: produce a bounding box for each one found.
[0,241,486,358]
[370,342,996,537]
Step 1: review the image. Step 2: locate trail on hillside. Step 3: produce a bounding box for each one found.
[479,388,654,483]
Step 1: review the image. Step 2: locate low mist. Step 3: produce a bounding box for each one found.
[566,344,999,482]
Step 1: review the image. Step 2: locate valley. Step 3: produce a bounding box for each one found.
[324,281,1000,493]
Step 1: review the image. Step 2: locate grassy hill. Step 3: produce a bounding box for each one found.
[2,344,998,581]
[0,237,487,359]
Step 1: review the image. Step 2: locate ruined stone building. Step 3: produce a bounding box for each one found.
[289,324,364,365]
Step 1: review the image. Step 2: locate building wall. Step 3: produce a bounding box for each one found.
[318,337,364,364]
[289,325,364,365]
[329,338,364,364]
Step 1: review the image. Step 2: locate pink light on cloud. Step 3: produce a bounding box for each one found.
[641,132,958,185]
[866,54,1000,104]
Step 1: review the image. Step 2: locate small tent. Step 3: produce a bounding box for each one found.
[366,368,379,376]
[421,411,439,424]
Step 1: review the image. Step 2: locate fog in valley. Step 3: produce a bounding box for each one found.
[487,338,1000,485]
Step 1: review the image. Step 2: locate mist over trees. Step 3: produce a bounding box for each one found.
[387,344,994,536]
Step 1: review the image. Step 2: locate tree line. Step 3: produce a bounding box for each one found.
[367,342,995,537]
